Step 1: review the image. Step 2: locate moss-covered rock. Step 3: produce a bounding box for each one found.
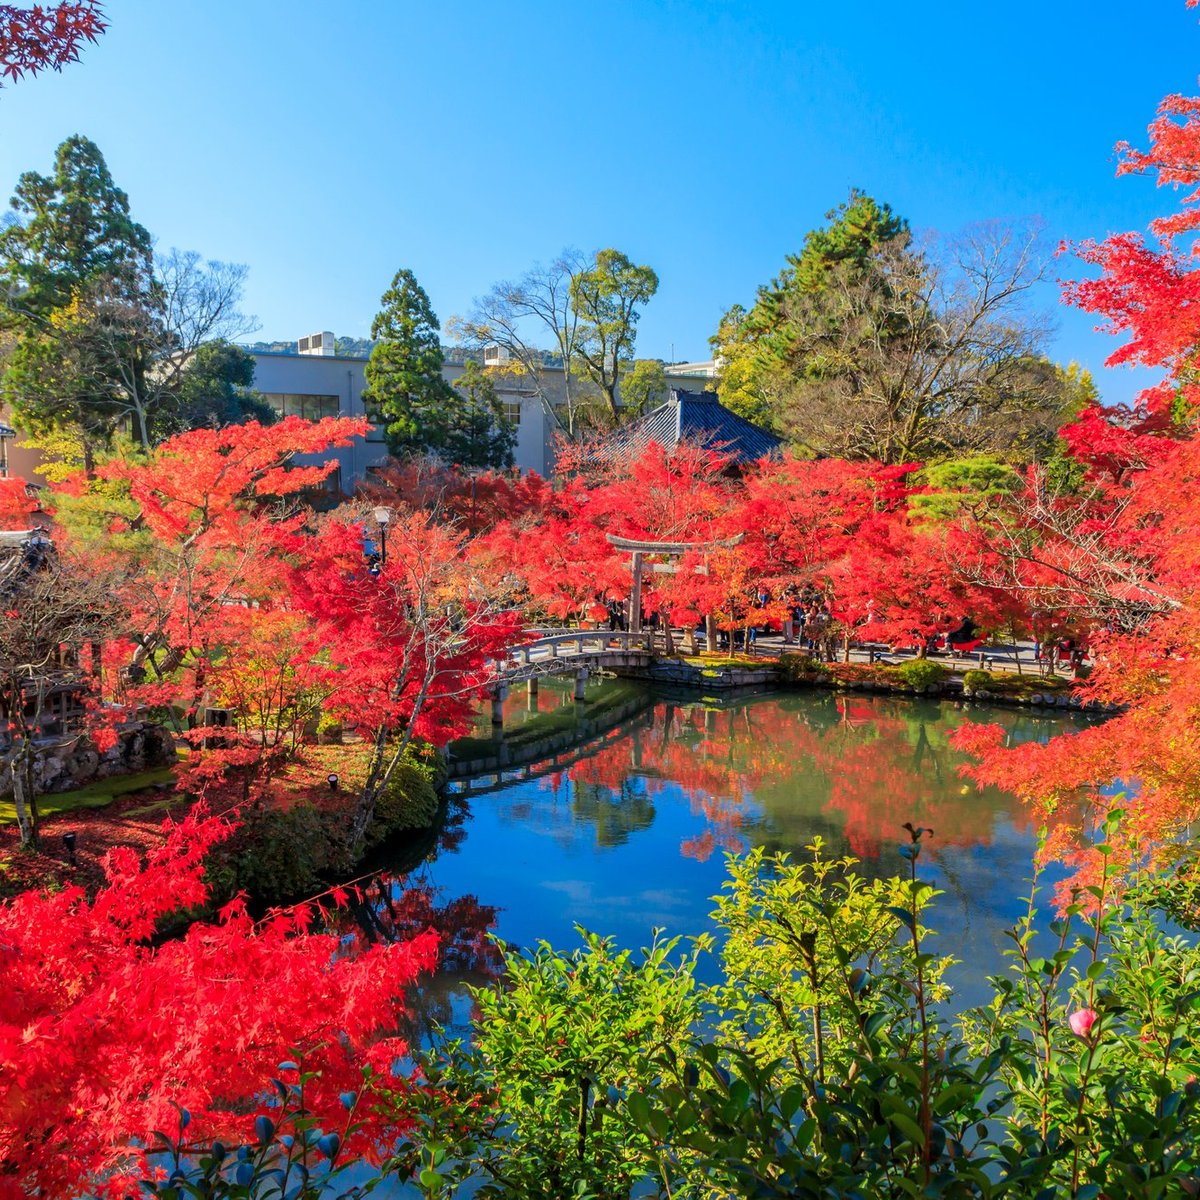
[962,669,993,693]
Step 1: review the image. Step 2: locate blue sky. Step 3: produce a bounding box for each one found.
[2,0,1198,405]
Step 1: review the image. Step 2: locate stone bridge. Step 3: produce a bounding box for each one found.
[487,629,656,725]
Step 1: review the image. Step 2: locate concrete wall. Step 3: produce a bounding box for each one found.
[250,351,717,491]
[251,351,559,485]
[250,352,379,489]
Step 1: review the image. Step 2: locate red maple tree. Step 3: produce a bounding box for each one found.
[956,51,1200,883]
[0,1,105,84]
[0,807,437,1196]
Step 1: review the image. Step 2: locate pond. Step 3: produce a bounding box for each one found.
[388,685,1100,1039]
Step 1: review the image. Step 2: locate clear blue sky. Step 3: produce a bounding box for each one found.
[2,0,1198,405]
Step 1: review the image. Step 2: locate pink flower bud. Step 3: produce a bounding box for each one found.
[1068,1008,1098,1039]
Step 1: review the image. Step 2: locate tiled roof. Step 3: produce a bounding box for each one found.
[608,389,783,463]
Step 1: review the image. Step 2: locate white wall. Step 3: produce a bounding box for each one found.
[251,351,558,487]
[248,352,716,490]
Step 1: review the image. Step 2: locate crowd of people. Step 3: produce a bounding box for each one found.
[588,582,1095,675]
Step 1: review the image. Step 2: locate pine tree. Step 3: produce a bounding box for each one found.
[363,268,458,459]
[443,359,516,469]
[0,135,156,459]
[0,134,152,321]
[712,190,908,425]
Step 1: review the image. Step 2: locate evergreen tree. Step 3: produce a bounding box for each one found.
[0,134,152,321]
[156,340,276,440]
[363,268,458,459]
[712,190,907,425]
[0,135,156,461]
[442,360,516,469]
[713,191,1068,463]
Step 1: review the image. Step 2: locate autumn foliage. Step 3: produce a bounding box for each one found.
[0,806,436,1195]
[0,1,106,85]
[0,417,522,1191]
[7,11,1200,1191]
[951,62,1200,881]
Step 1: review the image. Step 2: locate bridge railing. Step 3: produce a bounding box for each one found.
[498,628,654,671]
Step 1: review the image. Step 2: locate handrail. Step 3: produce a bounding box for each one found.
[515,629,652,649]
[491,629,656,679]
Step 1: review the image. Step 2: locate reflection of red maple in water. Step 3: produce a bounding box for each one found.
[559,696,1071,862]
[564,704,782,860]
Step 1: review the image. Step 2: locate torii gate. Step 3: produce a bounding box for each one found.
[605,532,744,654]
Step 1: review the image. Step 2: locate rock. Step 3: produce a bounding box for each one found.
[68,749,100,780]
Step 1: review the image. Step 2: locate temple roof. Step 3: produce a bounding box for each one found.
[608,389,783,463]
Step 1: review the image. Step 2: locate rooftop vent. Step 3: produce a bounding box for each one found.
[298,331,336,356]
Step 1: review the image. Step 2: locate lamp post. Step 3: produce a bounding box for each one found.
[0,423,14,479]
[373,506,391,566]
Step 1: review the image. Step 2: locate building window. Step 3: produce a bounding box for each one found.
[262,393,342,420]
[502,399,522,425]
[299,465,343,506]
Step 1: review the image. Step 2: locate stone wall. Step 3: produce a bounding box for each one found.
[613,659,781,690]
[615,656,1120,714]
[1,722,176,796]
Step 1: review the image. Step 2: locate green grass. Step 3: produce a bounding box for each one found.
[0,764,179,824]
[679,655,765,669]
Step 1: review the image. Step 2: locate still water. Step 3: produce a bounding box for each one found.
[400,686,1098,1031]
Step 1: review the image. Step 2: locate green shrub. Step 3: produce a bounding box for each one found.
[894,658,949,689]
[388,929,705,1198]
[962,668,993,692]
[315,711,343,744]
[778,652,830,684]
[365,755,439,848]
[381,813,1200,1199]
[223,802,343,904]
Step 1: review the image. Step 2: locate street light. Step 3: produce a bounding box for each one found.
[0,423,14,479]
[327,773,340,791]
[373,506,391,566]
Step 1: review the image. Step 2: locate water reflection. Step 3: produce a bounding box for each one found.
[491,693,1091,867]
[416,691,1100,1010]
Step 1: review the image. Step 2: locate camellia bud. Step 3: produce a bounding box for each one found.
[1068,1008,1099,1039]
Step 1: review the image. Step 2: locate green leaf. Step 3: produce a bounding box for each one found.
[889,1110,925,1146]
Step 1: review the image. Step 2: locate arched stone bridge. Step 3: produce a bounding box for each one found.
[487,629,655,725]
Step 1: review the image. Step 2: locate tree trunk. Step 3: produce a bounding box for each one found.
[135,400,151,452]
[11,741,39,850]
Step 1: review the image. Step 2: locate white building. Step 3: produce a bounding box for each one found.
[248,333,716,490]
